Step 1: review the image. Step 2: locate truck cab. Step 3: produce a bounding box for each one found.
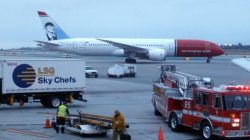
[182,85,250,139]
[152,64,250,139]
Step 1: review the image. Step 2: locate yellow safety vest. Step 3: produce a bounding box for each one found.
[57,105,67,117]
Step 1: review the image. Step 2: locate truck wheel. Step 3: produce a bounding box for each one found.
[154,107,161,116]
[201,122,213,140]
[49,97,61,108]
[169,113,180,131]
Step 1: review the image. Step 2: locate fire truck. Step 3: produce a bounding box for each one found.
[152,65,250,139]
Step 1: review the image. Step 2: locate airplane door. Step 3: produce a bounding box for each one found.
[165,40,175,56]
[204,43,212,55]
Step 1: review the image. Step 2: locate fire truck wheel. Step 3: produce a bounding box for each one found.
[169,113,180,131]
[154,108,161,116]
[201,122,213,140]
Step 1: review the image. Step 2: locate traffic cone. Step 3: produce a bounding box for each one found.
[44,113,51,128]
[158,127,165,140]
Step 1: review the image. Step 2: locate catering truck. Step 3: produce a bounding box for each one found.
[152,65,250,139]
[0,58,86,108]
[107,64,136,78]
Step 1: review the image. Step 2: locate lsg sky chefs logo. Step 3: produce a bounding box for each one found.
[12,64,76,88]
[12,64,36,88]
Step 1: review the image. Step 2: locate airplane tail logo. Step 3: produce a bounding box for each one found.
[38,11,69,41]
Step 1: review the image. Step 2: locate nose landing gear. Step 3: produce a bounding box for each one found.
[206,57,212,63]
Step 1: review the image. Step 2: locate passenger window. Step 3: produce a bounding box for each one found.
[213,95,221,108]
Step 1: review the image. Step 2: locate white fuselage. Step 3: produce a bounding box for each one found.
[50,38,176,57]
[37,11,224,62]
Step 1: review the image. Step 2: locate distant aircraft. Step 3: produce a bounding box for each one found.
[36,11,224,63]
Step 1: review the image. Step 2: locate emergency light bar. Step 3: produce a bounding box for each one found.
[225,86,250,91]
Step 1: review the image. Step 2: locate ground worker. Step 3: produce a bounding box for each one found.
[112,110,126,140]
[56,101,69,133]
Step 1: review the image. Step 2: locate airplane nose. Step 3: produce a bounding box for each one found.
[212,44,224,56]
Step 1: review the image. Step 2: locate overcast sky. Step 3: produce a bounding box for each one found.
[0,0,249,49]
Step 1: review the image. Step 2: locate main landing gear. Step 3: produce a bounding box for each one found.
[125,58,136,63]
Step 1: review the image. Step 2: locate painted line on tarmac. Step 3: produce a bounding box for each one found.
[37,112,55,115]
[128,122,164,124]
[6,128,50,138]
[0,123,43,126]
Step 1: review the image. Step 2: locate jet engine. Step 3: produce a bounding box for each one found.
[112,49,124,56]
[148,49,166,61]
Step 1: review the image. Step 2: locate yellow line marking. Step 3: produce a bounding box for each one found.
[6,128,50,138]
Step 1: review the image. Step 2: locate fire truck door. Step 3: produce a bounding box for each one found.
[192,92,209,129]
[211,94,223,128]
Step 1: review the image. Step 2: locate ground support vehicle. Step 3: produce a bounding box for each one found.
[0,58,86,108]
[85,66,98,78]
[65,112,129,136]
[152,65,250,139]
[107,64,136,78]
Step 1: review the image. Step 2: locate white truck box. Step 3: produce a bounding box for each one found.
[0,58,86,107]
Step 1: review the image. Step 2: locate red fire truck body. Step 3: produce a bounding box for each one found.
[152,65,250,139]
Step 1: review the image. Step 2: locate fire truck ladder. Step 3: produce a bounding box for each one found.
[164,71,201,97]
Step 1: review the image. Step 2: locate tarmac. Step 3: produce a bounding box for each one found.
[0,53,250,140]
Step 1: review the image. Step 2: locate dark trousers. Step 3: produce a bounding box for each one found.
[56,116,66,133]
[112,130,124,140]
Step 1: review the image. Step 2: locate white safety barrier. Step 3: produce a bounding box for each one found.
[231,58,250,72]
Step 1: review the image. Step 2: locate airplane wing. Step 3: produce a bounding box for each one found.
[97,38,148,53]
[34,40,61,47]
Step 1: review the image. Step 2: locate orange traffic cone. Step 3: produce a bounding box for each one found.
[158,127,165,140]
[44,113,51,128]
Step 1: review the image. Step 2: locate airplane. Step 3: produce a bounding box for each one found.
[36,11,224,63]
